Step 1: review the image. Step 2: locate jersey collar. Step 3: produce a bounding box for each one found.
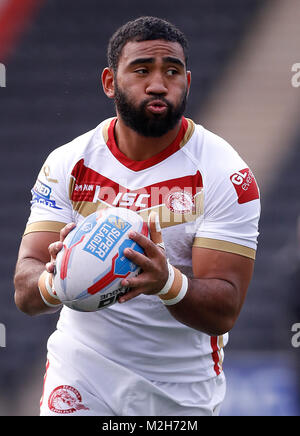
[105,117,189,172]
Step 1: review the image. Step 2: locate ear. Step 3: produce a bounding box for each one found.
[186,70,191,97]
[102,67,115,99]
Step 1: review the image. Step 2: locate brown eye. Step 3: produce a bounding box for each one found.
[135,68,148,75]
[166,69,178,76]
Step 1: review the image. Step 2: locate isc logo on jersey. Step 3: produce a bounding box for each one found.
[230,168,259,204]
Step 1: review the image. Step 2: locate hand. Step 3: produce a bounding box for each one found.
[119,212,169,303]
[38,222,76,307]
[45,222,76,275]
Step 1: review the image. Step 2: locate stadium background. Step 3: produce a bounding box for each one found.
[0,0,299,416]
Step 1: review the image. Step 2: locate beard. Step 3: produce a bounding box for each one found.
[114,82,188,138]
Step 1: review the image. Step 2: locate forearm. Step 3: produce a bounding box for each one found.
[14,257,60,316]
[163,277,240,336]
[119,224,248,335]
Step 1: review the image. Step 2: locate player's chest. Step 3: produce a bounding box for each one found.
[69,157,204,231]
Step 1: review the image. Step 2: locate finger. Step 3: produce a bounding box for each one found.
[148,211,162,244]
[60,222,76,242]
[123,246,152,270]
[46,262,55,273]
[48,241,63,261]
[128,231,158,258]
[121,273,147,289]
[118,287,143,304]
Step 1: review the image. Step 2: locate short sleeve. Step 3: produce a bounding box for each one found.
[194,164,260,260]
[24,148,73,235]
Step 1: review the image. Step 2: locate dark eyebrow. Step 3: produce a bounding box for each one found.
[128,57,155,67]
[163,56,185,68]
[128,56,185,69]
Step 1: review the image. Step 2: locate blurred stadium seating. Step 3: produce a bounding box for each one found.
[0,0,299,416]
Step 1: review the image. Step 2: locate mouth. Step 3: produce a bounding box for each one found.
[146,100,168,115]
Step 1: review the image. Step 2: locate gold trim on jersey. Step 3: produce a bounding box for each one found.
[101,118,195,151]
[71,200,107,218]
[218,335,224,372]
[179,118,195,148]
[24,221,67,236]
[102,117,115,144]
[69,189,204,229]
[139,189,204,228]
[69,176,76,201]
[193,237,256,260]
[218,335,224,349]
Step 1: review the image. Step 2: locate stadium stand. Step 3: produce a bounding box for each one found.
[231,128,300,350]
[3,0,299,416]
[220,129,300,415]
[199,0,300,351]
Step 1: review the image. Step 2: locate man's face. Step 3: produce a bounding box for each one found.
[113,39,191,137]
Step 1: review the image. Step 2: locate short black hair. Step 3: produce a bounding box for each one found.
[107,16,189,72]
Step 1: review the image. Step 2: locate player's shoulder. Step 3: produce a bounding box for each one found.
[186,123,242,167]
[187,121,260,207]
[185,120,245,171]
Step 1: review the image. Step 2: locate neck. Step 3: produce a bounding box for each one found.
[114,116,183,161]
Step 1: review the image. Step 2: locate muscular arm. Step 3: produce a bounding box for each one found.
[119,231,254,336]
[14,230,67,316]
[14,220,254,335]
[167,247,254,335]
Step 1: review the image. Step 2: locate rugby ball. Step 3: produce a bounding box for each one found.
[53,207,149,312]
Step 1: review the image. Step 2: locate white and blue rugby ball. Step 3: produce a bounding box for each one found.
[53,207,149,312]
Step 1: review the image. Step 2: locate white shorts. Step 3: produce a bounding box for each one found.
[40,334,226,416]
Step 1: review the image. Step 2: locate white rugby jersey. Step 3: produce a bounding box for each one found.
[25,117,260,382]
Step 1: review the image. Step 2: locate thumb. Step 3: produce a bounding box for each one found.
[148,211,163,244]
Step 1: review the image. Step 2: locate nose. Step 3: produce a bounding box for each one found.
[145,72,168,96]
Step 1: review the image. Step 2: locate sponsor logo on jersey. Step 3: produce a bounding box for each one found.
[230,168,259,204]
[48,385,89,414]
[70,159,203,218]
[31,179,62,209]
[42,164,58,183]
